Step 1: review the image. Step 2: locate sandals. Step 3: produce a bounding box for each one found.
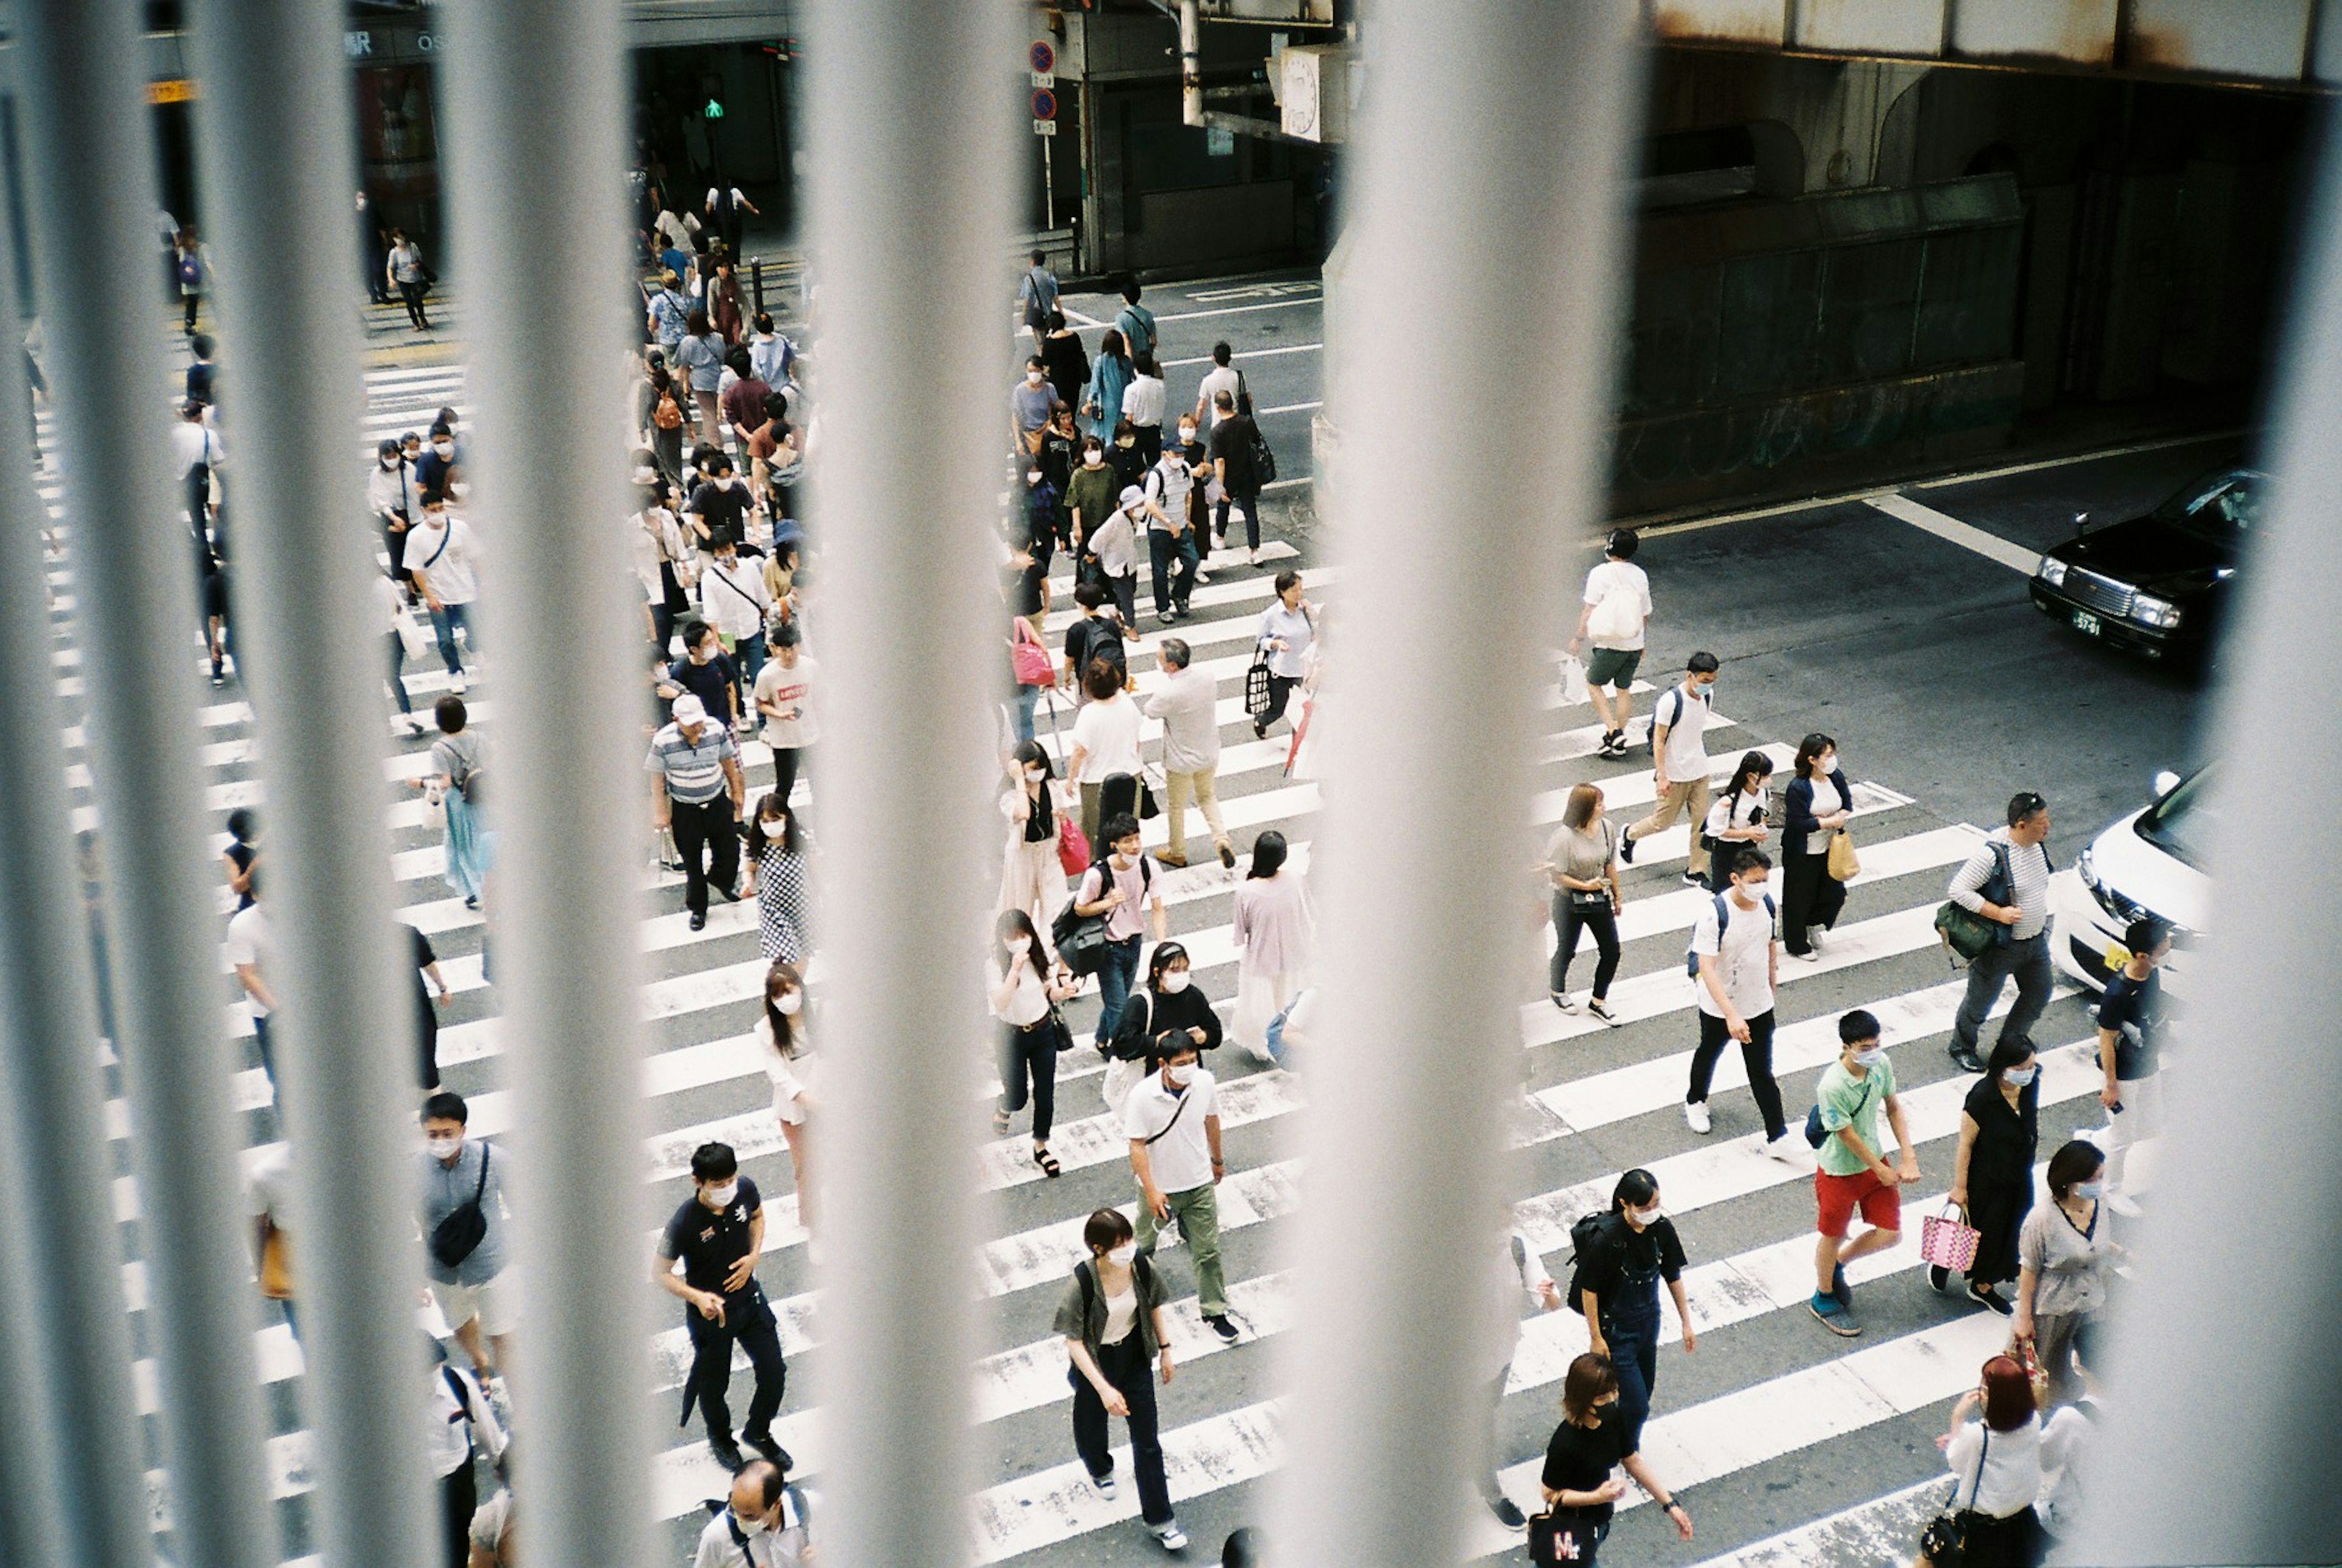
[1033,1146,1061,1178]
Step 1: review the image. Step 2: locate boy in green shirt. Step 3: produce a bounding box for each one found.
[1810,1009,1918,1336]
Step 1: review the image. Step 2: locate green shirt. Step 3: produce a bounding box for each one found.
[1815,1056,1894,1178]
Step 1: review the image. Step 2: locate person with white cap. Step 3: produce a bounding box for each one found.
[648,692,747,931]
[1083,485,1144,631]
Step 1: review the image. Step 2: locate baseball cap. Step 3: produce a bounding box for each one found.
[671,694,707,725]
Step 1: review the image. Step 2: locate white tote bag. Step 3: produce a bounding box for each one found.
[1558,654,1591,707]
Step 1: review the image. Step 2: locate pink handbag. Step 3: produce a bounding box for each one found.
[1009,618,1054,687]
[1919,1203,1982,1272]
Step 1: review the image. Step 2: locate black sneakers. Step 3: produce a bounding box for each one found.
[1489,1496,1528,1530]
[1617,830,1638,865]
[1203,1313,1241,1344]
[707,1436,746,1473]
[739,1427,793,1469]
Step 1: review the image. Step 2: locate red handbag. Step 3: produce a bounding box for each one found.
[1010,618,1054,687]
[1056,809,1090,877]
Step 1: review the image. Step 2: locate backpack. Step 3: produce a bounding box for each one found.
[1686,891,1775,979]
[1585,565,1641,645]
[1564,1211,1617,1274]
[177,251,201,286]
[652,389,684,431]
[1234,371,1277,485]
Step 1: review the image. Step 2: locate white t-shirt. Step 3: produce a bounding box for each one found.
[1945,1415,2044,1520]
[1689,889,1775,1019]
[225,904,270,1017]
[1703,785,1766,840]
[987,955,1051,1028]
[1122,371,1166,428]
[1652,682,1713,784]
[1101,1281,1139,1345]
[1144,456,1193,526]
[401,515,481,605]
[1122,1068,1218,1195]
[247,1144,295,1224]
[1196,365,1240,425]
[1581,559,1652,651]
[753,654,821,748]
[1070,692,1142,782]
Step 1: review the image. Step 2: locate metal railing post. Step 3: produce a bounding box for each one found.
[1269,1,1647,1559]
[185,4,441,1566]
[800,0,1018,1561]
[435,3,656,1563]
[0,186,148,1565]
[12,2,280,1561]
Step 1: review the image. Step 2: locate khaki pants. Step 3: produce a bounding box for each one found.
[1135,1181,1227,1318]
[1628,775,1713,873]
[1162,766,1227,863]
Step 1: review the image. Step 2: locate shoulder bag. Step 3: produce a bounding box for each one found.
[1056,806,1092,878]
[258,1219,293,1300]
[1244,638,1273,719]
[429,1145,493,1270]
[1935,843,2011,966]
[1011,619,1055,687]
[1918,1423,1992,1568]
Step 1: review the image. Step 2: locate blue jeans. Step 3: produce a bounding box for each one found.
[386,632,413,714]
[731,631,767,718]
[1601,1271,1663,1454]
[428,601,474,676]
[1147,528,1197,617]
[1009,684,1039,744]
[1094,934,1142,1049]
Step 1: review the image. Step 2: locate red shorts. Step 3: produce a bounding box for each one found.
[1814,1168,1901,1239]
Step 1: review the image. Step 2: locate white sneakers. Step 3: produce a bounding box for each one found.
[1761,1131,1808,1165]
[1551,991,1583,1014]
[447,670,468,694]
[1808,925,1828,954]
[1152,1521,1189,1551]
[1683,1100,1712,1135]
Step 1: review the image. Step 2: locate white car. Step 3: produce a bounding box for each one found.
[2048,766,2213,997]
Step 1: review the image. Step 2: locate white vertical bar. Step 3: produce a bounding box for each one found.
[0,162,152,1568]
[801,0,1017,1561]
[2075,113,2342,1564]
[12,2,281,1563]
[184,5,441,1567]
[435,3,655,1564]
[1272,2,1647,1561]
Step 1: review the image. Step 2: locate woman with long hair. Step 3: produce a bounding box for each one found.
[1000,739,1068,935]
[988,908,1078,1175]
[1080,328,1133,442]
[1541,782,1622,1019]
[1568,1169,1694,1456]
[1231,831,1314,1059]
[1103,940,1220,1115]
[759,959,814,1229]
[1702,750,1774,895]
[741,790,812,964]
[1783,731,1854,958]
[412,696,489,910]
[1537,1353,1696,1560]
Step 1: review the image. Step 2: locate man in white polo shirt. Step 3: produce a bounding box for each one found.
[1123,1040,1239,1344]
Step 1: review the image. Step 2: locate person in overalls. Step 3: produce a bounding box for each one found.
[1569,1168,1696,1453]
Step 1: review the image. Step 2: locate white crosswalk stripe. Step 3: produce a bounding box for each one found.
[65,357,2141,1565]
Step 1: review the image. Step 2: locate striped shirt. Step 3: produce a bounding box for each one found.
[1949,828,2052,941]
[646,721,736,805]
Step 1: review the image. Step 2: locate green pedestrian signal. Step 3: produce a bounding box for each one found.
[703,96,725,120]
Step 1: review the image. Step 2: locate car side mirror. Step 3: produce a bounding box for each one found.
[2152,770,2180,798]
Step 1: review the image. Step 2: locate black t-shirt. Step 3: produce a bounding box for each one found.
[668,653,738,720]
[1568,1214,1685,1309]
[1541,1405,1630,1517]
[1037,429,1079,493]
[686,480,753,550]
[660,1176,763,1294]
[409,925,439,1021]
[1108,441,1146,492]
[1006,559,1046,618]
[1062,612,1126,686]
[2097,967,2163,1081]
[1209,415,1259,493]
[186,360,215,407]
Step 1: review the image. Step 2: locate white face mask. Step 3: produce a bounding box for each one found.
[1160,970,1191,993]
[1026,371,1044,385]
[1008,936,1032,956]
[1107,1242,1137,1267]
[433,442,453,458]
[1026,471,1044,486]
[736,1513,768,1538]
[2003,1065,2038,1087]
[704,1181,739,1208]
[1025,766,1046,782]
[426,1135,462,1160]
[716,475,735,489]
[1852,1046,1887,1069]
[1167,1062,1196,1087]
[1631,1203,1664,1227]
[1178,428,1197,445]
[775,990,803,1016]
[1083,451,1103,468]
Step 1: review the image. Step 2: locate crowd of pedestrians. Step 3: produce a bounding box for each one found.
[167,230,2165,1567]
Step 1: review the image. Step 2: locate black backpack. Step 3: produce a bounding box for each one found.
[1564,1211,1616,1275]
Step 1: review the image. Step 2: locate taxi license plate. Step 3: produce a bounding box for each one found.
[2072,610,2104,637]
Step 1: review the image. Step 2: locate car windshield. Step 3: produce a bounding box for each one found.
[2155,472,2263,542]
[2134,768,2218,869]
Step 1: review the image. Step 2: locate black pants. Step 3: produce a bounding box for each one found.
[1070,1334,1172,1527]
[1964,1172,2032,1289]
[998,1017,1059,1142]
[1958,1504,2044,1567]
[1688,1007,1787,1140]
[439,1453,476,1568]
[686,1284,786,1444]
[1551,893,1620,998]
[670,795,740,915]
[417,997,441,1090]
[771,745,806,810]
[1216,488,1262,551]
[1782,852,1847,955]
[1132,423,1162,469]
[401,278,431,329]
[1258,672,1300,731]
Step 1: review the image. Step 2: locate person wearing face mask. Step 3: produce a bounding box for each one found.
[751,618,818,808]
[697,537,772,732]
[403,493,482,693]
[1080,327,1133,441]
[692,1458,812,1567]
[741,792,812,964]
[1106,416,1148,494]
[1087,486,1145,629]
[1782,731,1855,956]
[1141,433,1200,624]
[1945,791,2057,1075]
[685,450,754,573]
[2093,915,2171,1216]
[370,436,420,573]
[1107,940,1223,1111]
[1142,639,1234,872]
[1810,1009,1918,1337]
[1124,1040,1239,1345]
[1230,831,1312,1059]
[1042,307,1090,410]
[990,909,1078,1176]
[1123,350,1166,467]
[2014,1141,2122,1409]
[660,1142,790,1476]
[1538,1353,1695,1561]
[758,961,815,1231]
[1055,1208,1186,1551]
[417,422,460,500]
[1252,570,1316,739]
[417,1093,520,1392]
[1572,1169,1695,1458]
[633,473,694,654]
[1012,354,1059,456]
[1064,434,1120,559]
[1036,403,1081,548]
[998,739,1069,933]
[1617,651,1719,888]
[1700,750,1773,897]
[1942,1035,2041,1316]
[1022,459,1062,578]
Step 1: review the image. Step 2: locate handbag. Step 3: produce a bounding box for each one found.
[1525,1508,1603,1564]
[1558,654,1590,706]
[1919,1202,1982,1272]
[394,604,429,661]
[1234,369,1277,484]
[1056,809,1091,877]
[1138,768,1161,821]
[258,1220,293,1300]
[428,1145,493,1270]
[1826,827,1861,882]
[1244,646,1273,719]
[1919,1423,1991,1568]
[1009,618,1054,687]
[1934,900,1998,965]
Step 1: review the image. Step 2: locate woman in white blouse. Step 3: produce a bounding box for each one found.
[1701,751,1773,895]
[1252,570,1316,738]
[989,909,1078,1176]
[1935,1353,2046,1565]
[1000,739,1069,934]
[629,473,692,653]
[1783,731,1853,958]
[1231,830,1315,1059]
[760,959,815,1229]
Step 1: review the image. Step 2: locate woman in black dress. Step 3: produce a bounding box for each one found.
[1943,1034,2041,1314]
